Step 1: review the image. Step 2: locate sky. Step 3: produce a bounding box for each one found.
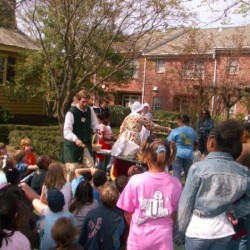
[189,0,250,28]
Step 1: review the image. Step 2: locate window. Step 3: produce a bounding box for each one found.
[228,58,239,75]
[0,57,6,85]
[132,59,139,78]
[156,59,165,73]
[122,94,141,107]
[182,60,204,80]
[173,95,195,112]
[0,56,16,85]
[153,97,162,111]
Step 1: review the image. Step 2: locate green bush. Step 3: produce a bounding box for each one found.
[110,105,130,127]
[8,129,63,160]
[152,111,180,127]
[0,124,60,143]
[0,107,14,124]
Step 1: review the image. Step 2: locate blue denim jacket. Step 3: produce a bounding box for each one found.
[175,152,250,237]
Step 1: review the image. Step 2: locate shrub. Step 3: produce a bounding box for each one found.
[152,111,180,127]
[110,105,130,127]
[8,129,63,160]
[0,107,14,124]
[0,124,60,143]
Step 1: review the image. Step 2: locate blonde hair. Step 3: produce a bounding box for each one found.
[51,217,79,250]
[100,183,119,208]
[141,137,176,169]
[20,138,32,149]
[44,163,66,190]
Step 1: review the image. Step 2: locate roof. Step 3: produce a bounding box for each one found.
[0,28,39,51]
[143,24,250,57]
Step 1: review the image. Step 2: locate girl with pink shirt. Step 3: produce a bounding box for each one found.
[117,137,182,250]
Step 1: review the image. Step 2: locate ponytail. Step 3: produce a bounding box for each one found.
[142,137,176,169]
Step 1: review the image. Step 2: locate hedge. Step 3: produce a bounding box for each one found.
[8,129,63,160]
[109,105,130,127]
[2,108,183,161]
[0,124,60,144]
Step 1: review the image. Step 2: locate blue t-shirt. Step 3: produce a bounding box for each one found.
[71,175,85,196]
[39,211,77,250]
[16,162,28,179]
[167,126,197,160]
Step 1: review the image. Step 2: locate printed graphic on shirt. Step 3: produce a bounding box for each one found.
[81,117,86,123]
[88,217,102,238]
[213,177,231,197]
[136,191,169,225]
[180,133,192,145]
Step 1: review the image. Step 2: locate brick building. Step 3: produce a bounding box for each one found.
[115,25,250,117]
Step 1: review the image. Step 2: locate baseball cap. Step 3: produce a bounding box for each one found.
[47,189,65,212]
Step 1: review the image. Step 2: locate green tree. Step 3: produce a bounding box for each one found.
[12,0,193,128]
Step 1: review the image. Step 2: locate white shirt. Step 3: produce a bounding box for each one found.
[63,105,99,142]
[186,212,235,239]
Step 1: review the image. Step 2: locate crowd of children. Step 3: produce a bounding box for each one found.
[0,115,250,250]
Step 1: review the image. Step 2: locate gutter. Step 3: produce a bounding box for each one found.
[142,57,147,103]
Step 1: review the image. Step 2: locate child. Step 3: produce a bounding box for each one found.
[14,150,37,179]
[30,155,52,195]
[20,138,36,165]
[117,137,182,250]
[38,189,77,250]
[0,142,7,156]
[96,111,116,171]
[69,180,98,229]
[32,163,72,215]
[51,217,83,250]
[0,192,31,250]
[193,141,201,163]
[175,119,250,250]
[79,183,125,250]
[115,175,128,193]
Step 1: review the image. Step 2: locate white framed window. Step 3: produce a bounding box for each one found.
[182,60,204,80]
[153,97,162,111]
[156,59,165,73]
[228,58,239,75]
[132,59,139,78]
[122,94,141,107]
[0,56,15,85]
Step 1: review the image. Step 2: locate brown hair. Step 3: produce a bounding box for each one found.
[100,183,119,208]
[14,150,26,163]
[51,217,79,250]
[20,138,32,149]
[44,163,66,190]
[141,137,176,169]
[0,155,16,171]
[77,90,91,100]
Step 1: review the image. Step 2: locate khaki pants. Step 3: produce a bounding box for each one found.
[65,147,94,182]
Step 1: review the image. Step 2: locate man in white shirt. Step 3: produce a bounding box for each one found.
[62,90,99,181]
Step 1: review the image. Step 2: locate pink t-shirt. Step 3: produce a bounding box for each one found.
[117,172,182,250]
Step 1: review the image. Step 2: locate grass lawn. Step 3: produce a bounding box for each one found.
[175,244,185,250]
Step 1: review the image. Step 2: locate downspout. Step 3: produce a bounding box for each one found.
[142,57,147,103]
[211,49,217,115]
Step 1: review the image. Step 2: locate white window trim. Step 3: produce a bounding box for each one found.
[228,58,239,75]
[182,60,204,80]
[156,59,166,73]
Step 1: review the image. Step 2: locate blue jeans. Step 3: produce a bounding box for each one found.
[172,156,193,180]
[186,236,231,250]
